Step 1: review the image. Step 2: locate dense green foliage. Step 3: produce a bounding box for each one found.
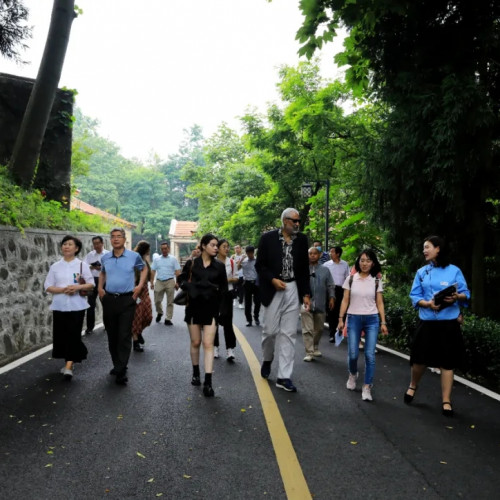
[72,109,198,247]
[0,165,112,232]
[298,0,500,316]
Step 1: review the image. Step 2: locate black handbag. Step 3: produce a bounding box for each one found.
[174,260,192,306]
[173,289,187,306]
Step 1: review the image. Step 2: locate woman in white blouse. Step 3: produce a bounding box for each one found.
[44,235,95,380]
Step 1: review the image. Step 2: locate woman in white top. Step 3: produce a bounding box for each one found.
[337,249,388,401]
[214,239,239,361]
[44,235,94,380]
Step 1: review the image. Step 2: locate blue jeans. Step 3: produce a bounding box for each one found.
[346,314,380,385]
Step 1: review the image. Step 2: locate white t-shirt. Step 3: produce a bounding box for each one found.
[84,248,110,278]
[44,258,94,311]
[233,253,244,278]
[220,257,236,290]
[343,273,383,315]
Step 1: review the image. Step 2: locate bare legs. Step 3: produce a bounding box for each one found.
[406,363,454,411]
[188,321,217,396]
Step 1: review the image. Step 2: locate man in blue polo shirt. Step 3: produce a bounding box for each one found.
[151,241,181,326]
[98,228,147,385]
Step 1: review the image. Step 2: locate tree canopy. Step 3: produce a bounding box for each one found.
[0,0,31,62]
[298,0,500,314]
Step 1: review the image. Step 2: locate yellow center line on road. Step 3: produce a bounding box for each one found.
[234,326,312,500]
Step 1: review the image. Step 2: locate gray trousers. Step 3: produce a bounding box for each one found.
[262,281,300,379]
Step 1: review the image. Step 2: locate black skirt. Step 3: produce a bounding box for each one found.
[410,319,466,370]
[52,310,88,362]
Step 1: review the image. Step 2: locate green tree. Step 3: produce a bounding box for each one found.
[298,1,500,315]
[9,0,77,189]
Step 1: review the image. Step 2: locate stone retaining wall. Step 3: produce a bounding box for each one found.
[0,226,109,366]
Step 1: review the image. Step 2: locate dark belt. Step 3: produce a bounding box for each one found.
[158,278,174,281]
[282,278,295,283]
[245,280,256,283]
[106,291,133,297]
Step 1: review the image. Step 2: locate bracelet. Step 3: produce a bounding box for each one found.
[381,322,387,325]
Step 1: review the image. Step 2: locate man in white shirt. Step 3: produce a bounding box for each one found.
[232,244,245,308]
[324,246,350,342]
[83,236,109,335]
[151,241,181,326]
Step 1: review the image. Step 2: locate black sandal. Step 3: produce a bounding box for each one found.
[442,402,454,417]
[404,386,417,404]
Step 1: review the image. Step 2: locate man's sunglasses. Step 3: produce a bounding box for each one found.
[286,217,301,224]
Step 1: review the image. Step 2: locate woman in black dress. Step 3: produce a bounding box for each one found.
[178,233,227,397]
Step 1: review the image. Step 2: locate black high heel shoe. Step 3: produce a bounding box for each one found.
[203,384,214,397]
[404,386,417,404]
[442,402,454,417]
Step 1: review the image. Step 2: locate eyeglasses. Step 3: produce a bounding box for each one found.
[286,218,301,224]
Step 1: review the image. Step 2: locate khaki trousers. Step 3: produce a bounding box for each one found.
[154,279,175,320]
[301,309,326,354]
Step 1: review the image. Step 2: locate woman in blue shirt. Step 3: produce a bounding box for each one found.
[405,236,470,417]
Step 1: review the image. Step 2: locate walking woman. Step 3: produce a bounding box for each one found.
[131,240,153,352]
[177,233,228,397]
[404,236,470,417]
[214,239,239,361]
[337,249,388,401]
[44,235,95,380]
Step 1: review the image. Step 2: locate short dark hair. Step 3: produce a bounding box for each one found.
[160,241,170,247]
[218,238,229,248]
[60,235,83,256]
[331,246,343,257]
[92,235,103,243]
[424,235,450,267]
[354,249,381,277]
[246,245,255,253]
[313,240,322,246]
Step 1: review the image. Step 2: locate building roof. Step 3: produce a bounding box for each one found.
[71,198,137,229]
[169,219,198,238]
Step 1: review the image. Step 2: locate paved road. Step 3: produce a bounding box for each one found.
[1,301,499,499]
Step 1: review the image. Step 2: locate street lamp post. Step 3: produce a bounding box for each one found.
[155,234,162,253]
[302,179,330,251]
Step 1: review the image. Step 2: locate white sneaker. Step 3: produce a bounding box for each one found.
[61,367,73,379]
[303,354,314,362]
[233,300,238,307]
[226,348,235,361]
[312,349,322,357]
[346,372,358,390]
[238,303,244,309]
[362,385,373,401]
[214,347,219,359]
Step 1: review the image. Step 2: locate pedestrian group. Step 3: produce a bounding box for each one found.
[44,211,470,416]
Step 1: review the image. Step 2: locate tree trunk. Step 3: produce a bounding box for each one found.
[8,0,76,188]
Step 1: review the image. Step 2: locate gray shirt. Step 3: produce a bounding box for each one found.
[309,263,335,313]
[241,257,257,281]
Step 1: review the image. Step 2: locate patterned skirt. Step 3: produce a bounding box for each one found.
[132,285,153,336]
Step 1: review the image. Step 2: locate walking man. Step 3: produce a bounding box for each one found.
[301,247,335,361]
[256,208,311,392]
[238,245,261,326]
[83,235,109,335]
[313,240,329,264]
[151,241,181,326]
[324,246,350,342]
[232,244,245,308]
[98,228,147,385]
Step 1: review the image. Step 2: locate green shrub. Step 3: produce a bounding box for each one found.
[382,284,500,393]
[0,166,113,233]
